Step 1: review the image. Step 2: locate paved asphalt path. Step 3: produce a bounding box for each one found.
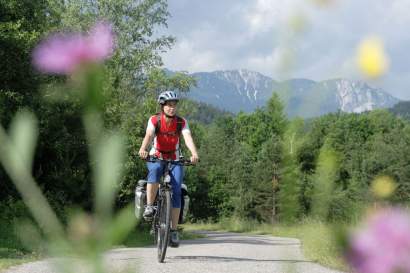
[4,231,346,273]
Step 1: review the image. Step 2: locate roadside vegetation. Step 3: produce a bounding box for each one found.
[2,0,410,272]
[183,218,348,271]
[0,218,201,271]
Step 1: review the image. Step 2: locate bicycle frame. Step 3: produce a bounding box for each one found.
[145,157,192,262]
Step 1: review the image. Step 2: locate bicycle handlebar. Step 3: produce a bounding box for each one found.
[144,156,196,166]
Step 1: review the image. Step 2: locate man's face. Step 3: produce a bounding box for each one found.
[163,100,178,116]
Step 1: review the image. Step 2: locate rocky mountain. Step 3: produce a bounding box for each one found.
[187,69,274,112]
[181,69,400,118]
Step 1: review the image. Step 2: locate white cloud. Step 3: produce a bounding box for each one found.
[245,0,312,35]
[162,38,223,72]
[384,0,410,26]
[161,0,410,99]
[243,50,280,77]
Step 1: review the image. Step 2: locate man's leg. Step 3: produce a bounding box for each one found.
[143,183,159,219]
[171,208,181,230]
[169,164,183,247]
[144,161,163,219]
[146,183,159,205]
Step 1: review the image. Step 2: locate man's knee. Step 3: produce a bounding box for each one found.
[150,163,163,172]
[147,162,163,183]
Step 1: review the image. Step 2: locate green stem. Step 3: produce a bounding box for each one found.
[0,126,64,240]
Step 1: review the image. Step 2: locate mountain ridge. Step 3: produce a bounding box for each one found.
[172,69,400,118]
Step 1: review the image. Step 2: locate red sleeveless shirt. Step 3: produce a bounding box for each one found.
[148,113,188,160]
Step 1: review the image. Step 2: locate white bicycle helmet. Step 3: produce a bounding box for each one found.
[158,90,179,105]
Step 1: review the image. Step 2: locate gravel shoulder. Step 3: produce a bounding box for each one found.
[3,231,347,273]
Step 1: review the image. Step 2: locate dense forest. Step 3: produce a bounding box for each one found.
[1,0,410,234]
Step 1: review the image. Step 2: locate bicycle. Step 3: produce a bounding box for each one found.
[144,156,193,263]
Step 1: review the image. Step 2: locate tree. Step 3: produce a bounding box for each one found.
[277,119,304,223]
[252,135,282,222]
[0,0,60,200]
[228,143,255,219]
[309,140,339,220]
[49,0,175,91]
[265,93,287,137]
[0,0,188,213]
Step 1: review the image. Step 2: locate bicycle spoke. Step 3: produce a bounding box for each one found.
[157,190,171,262]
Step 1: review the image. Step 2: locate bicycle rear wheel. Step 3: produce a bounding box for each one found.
[157,190,171,263]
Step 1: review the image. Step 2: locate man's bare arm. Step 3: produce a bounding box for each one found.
[182,130,199,163]
[139,129,155,159]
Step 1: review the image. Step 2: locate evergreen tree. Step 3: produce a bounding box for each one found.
[309,140,339,220]
[252,136,282,223]
[277,119,304,223]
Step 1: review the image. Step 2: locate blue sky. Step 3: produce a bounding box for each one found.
[159,0,410,100]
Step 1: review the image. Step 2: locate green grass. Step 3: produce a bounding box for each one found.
[119,223,205,248]
[269,219,348,271]
[0,219,42,271]
[179,229,205,240]
[0,219,204,271]
[1,216,347,271]
[0,249,41,271]
[183,217,349,272]
[118,224,154,248]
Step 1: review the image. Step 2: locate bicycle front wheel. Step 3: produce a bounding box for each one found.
[157,190,171,263]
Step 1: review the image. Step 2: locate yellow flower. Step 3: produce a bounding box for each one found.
[288,14,308,34]
[357,36,389,78]
[371,175,396,199]
[310,0,335,7]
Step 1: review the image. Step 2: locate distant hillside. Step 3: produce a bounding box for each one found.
[189,69,273,112]
[172,69,400,118]
[180,99,232,124]
[275,78,399,118]
[389,101,410,120]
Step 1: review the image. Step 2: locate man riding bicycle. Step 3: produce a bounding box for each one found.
[138,90,199,247]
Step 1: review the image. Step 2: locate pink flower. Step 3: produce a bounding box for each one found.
[87,22,115,60]
[33,21,115,74]
[347,208,410,273]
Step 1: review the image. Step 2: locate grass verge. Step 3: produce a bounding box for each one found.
[0,249,41,271]
[0,219,42,271]
[0,221,204,271]
[183,217,349,272]
[120,223,205,248]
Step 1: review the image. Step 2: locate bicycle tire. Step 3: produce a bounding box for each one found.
[153,216,158,245]
[157,190,171,262]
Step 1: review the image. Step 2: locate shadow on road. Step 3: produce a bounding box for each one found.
[181,232,301,246]
[183,238,300,246]
[170,255,312,263]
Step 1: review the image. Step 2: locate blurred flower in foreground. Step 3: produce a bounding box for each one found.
[347,208,410,273]
[356,36,389,78]
[371,175,396,199]
[310,0,336,7]
[33,22,115,74]
[288,14,308,34]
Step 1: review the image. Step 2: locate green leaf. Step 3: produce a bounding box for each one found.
[102,205,137,248]
[94,132,125,220]
[9,110,38,170]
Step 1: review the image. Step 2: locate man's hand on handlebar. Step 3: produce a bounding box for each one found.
[139,148,148,159]
[139,151,199,165]
[190,153,199,164]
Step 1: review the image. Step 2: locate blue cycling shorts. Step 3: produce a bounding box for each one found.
[146,161,184,208]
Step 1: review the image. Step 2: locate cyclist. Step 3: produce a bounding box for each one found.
[138,90,199,247]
